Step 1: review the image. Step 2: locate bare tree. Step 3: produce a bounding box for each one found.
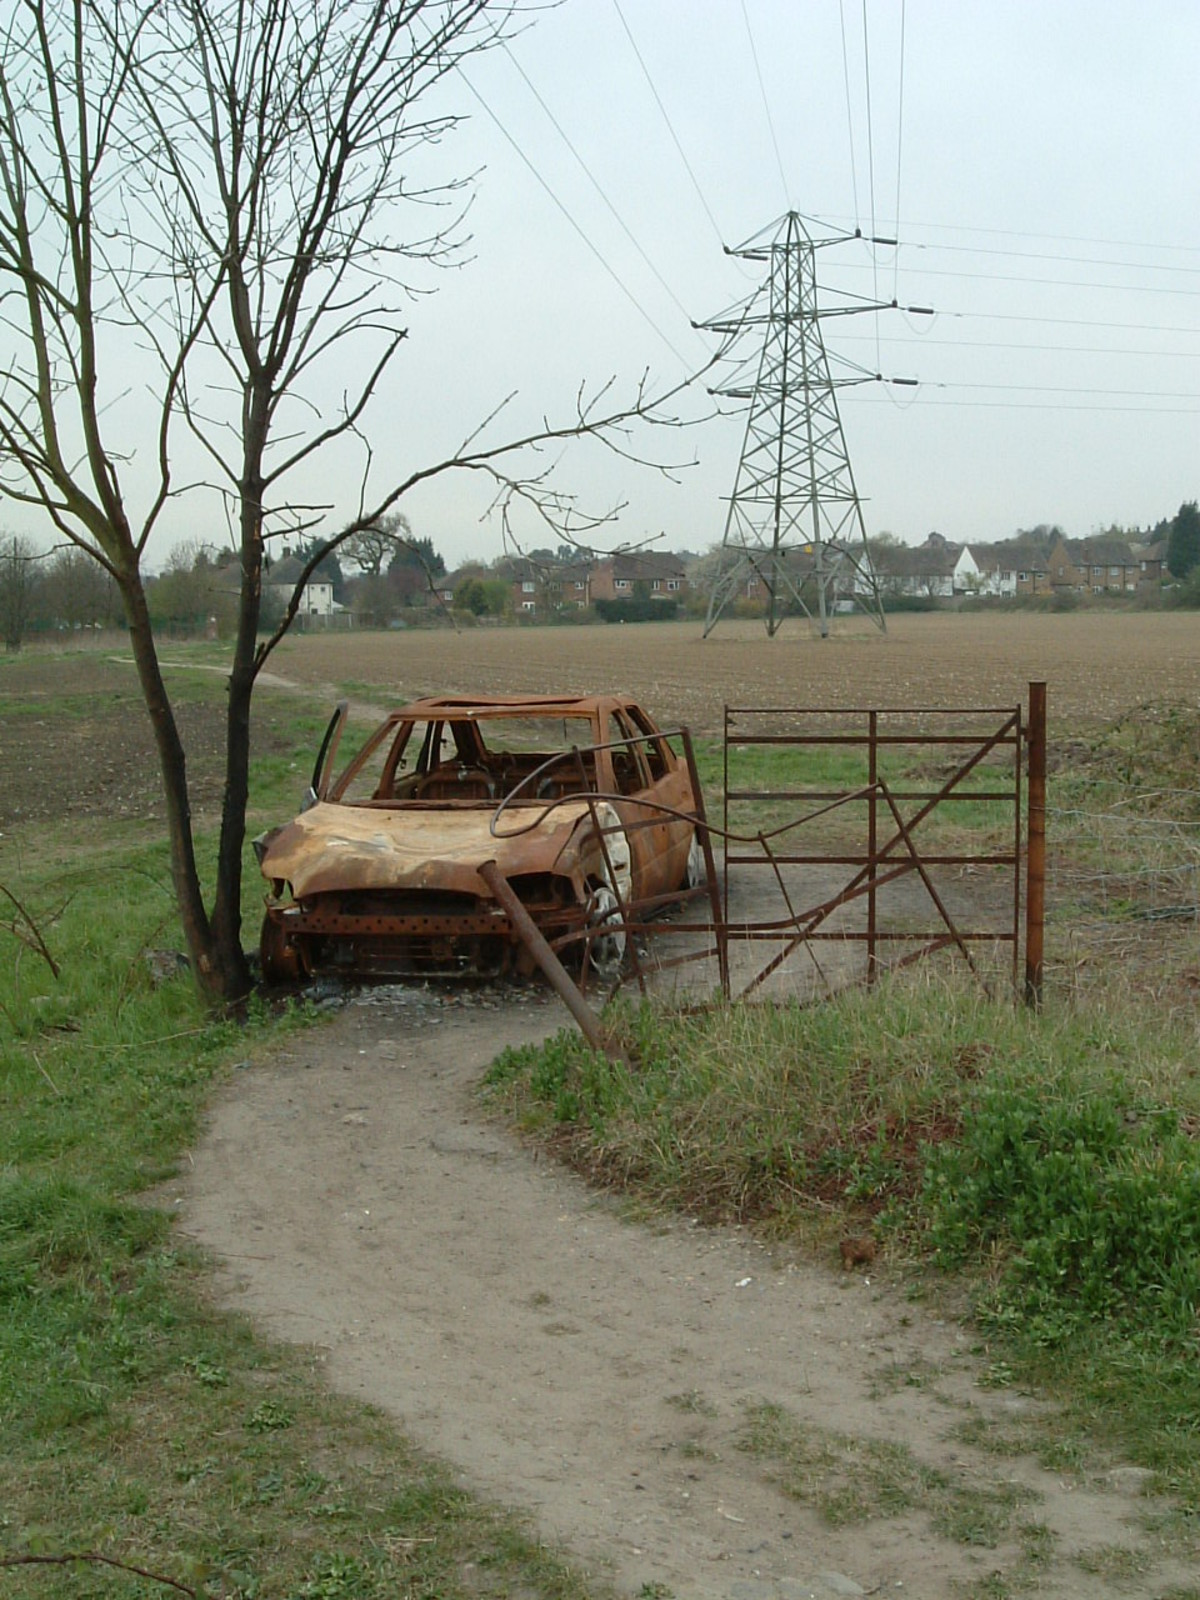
[344,513,415,579]
[41,547,122,629]
[0,533,41,650]
[0,0,705,1001]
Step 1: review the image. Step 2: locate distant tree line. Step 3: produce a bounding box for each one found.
[5,501,1200,652]
[1,537,125,649]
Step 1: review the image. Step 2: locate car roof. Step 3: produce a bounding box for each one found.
[391,694,632,719]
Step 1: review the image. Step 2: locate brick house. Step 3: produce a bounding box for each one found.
[589,551,688,604]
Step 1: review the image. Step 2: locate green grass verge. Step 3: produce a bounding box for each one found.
[484,978,1200,1512]
[1,655,602,1600]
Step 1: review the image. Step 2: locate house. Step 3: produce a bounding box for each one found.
[1130,536,1169,587]
[589,551,688,604]
[267,553,336,618]
[867,533,988,599]
[1044,535,1140,594]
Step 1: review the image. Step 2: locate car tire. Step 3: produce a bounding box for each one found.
[684,829,706,889]
[586,880,626,976]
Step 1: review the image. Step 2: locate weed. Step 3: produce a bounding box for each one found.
[487,974,1200,1510]
[1,653,601,1600]
[737,1399,1034,1540]
[665,1390,718,1417]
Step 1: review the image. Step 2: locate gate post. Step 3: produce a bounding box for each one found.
[1024,682,1047,1006]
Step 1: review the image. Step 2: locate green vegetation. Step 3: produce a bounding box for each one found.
[0,654,599,1600]
[738,1399,1039,1544]
[10,645,1200,1590]
[485,979,1200,1508]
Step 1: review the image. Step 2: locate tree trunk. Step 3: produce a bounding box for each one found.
[207,435,270,1002]
[208,543,261,1001]
[118,571,229,999]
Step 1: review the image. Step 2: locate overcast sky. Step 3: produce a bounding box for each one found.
[374,0,1200,570]
[13,1,1198,572]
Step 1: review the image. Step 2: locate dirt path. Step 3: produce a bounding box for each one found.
[182,987,1190,1599]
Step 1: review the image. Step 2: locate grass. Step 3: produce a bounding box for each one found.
[484,975,1200,1515]
[1,652,604,1600]
[10,642,1200,1593]
[737,1399,1038,1543]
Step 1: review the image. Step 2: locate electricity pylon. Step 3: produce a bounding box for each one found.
[701,212,894,639]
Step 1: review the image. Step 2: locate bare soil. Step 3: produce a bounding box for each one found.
[7,610,1199,827]
[266,610,1200,737]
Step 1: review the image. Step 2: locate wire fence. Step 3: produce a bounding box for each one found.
[1050,805,1200,922]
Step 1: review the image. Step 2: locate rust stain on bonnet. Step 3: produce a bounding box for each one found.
[264,799,593,899]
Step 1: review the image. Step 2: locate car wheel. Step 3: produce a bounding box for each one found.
[586,880,626,976]
[684,829,706,889]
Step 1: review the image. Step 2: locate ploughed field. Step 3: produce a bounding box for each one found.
[270,611,1200,736]
[4,611,1198,832]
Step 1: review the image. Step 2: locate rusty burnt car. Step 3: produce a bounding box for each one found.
[255,693,705,981]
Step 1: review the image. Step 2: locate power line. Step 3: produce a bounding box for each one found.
[838,332,1200,359]
[831,259,1200,297]
[611,0,727,249]
[924,381,1200,400]
[943,309,1200,336]
[811,211,1200,259]
[861,0,880,362]
[838,0,861,227]
[739,0,789,208]
[892,0,906,302]
[904,241,1200,276]
[457,71,692,366]
[496,38,703,337]
[849,394,1200,415]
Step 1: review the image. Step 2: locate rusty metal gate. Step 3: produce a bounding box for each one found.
[713,688,1045,1001]
[492,686,1047,1055]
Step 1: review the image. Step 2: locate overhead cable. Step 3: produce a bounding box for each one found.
[739,0,789,208]
[812,211,1200,259]
[893,0,906,301]
[861,0,881,363]
[611,0,727,249]
[497,38,703,336]
[849,394,1200,415]
[838,0,861,228]
[830,260,1200,297]
[457,71,692,367]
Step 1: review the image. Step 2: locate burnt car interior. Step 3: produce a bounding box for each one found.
[329,708,669,810]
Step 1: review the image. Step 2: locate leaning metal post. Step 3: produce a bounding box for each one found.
[477,861,622,1061]
[1024,682,1047,1006]
[681,727,729,997]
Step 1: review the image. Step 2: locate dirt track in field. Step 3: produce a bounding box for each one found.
[7,613,1198,832]
[183,991,1197,1600]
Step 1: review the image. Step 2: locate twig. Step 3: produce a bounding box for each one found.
[0,1554,196,1596]
[0,883,61,979]
[32,1050,61,1096]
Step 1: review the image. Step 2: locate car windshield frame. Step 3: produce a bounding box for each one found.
[327,707,612,805]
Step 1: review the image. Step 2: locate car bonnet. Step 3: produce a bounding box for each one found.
[260,798,598,898]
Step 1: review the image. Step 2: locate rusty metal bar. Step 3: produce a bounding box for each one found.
[477,860,622,1061]
[867,709,878,984]
[725,704,1024,717]
[876,778,977,976]
[681,726,728,997]
[1025,682,1047,1006]
[722,704,1026,1000]
[1012,703,1024,993]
